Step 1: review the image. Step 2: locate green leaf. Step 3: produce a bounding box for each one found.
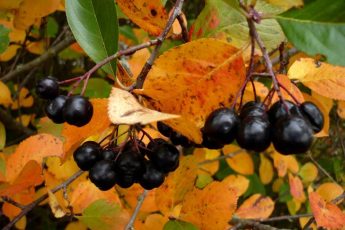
[0,121,5,150]
[196,174,213,189]
[0,25,10,54]
[277,0,345,66]
[77,200,126,230]
[192,0,286,51]
[163,220,199,230]
[278,182,292,203]
[243,174,266,197]
[46,17,59,38]
[74,78,112,98]
[66,0,119,76]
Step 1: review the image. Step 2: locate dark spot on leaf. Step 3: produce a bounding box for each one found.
[150,9,157,17]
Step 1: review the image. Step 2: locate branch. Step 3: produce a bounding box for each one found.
[307,151,338,184]
[125,189,148,230]
[230,217,289,230]
[258,213,313,223]
[1,34,75,82]
[3,170,84,230]
[134,0,185,89]
[1,196,26,209]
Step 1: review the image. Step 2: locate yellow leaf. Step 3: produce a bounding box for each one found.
[299,162,318,183]
[299,217,317,230]
[14,216,26,230]
[108,87,179,125]
[0,0,24,9]
[142,214,168,230]
[316,182,344,203]
[272,151,299,177]
[288,173,306,203]
[272,178,284,193]
[48,190,67,218]
[287,198,301,215]
[259,154,273,185]
[0,81,13,107]
[265,0,303,10]
[224,145,253,175]
[115,0,168,36]
[289,58,345,100]
[155,155,198,215]
[194,148,220,175]
[45,156,80,180]
[26,41,46,55]
[0,45,20,61]
[235,194,274,219]
[309,192,345,229]
[180,182,238,230]
[128,48,151,78]
[222,174,249,196]
[337,100,345,119]
[138,38,246,143]
[272,74,304,104]
[16,114,34,127]
[11,86,34,109]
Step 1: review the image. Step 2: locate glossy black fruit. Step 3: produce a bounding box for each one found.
[272,116,313,155]
[139,161,165,190]
[89,160,117,191]
[73,141,101,171]
[201,132,224,149]
[116,174,135,188]
[268,101,300,124]
[36,76,59,100]
[149,143,179,173]
[101,148,117,161]
[63,95,93,127]
[236,116,271,152]
[124,139,147,156]
[170,132,190,147]
[115,151,145,178]
[240,102,266,119]
[157,121,173,137]
[203,108,239,144]
[300,102,324,133]
[45,95,67,124]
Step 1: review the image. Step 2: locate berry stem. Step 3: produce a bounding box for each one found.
[58,76,83,85]
[277,82,302,105]
[125,190,149,230]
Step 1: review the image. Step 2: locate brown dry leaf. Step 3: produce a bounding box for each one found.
[155,155,198,215]
[299,162,318,183]
[223,145,253,175]
[309,192,345,229]
[62,99,111,158]
[272,74,304,103]
[180,182,238,230]
[222,174,249,196]
[116,62,135,87]
[5,134,63,182]
[115,0,168,36]
[316,183,344,203]
[14,0,60,29]
[137,38,246,143]
[48,190,67,218]
[272,151,299,177]
[108,87,179,125]
[289,58,345,100]
[235,194,274,219]
[288,173,306,203]
[259,154,273,185]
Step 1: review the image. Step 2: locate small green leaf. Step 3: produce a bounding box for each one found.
[243,174,266,197]
[277,0,345,66]
[66,0,119,76]
[46,17,59,38]
[278,182,292,203]
[0,121,5,150]
[196,174,213,189]
[0,25,10,54]
[74,78,112,98]
[163,220,199,230]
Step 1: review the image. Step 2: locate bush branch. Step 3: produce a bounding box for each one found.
[230,217,289,230]
[125,189,148,230]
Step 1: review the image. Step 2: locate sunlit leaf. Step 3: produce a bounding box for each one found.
[222,174,249,196]
[259,154,274,185]
[316,182,344,203]
[223,145,253,175]
[271,74,304,104]
[235,194,274,219]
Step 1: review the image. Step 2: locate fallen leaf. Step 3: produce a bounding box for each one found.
[223,145,253,175]
[235,194,274,219]
[108,87,179,125]
[288,173,306,202]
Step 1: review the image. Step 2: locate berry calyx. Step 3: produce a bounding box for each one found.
[89,160,117,191]
[148,143,179,173]
[203,108,239,145]
[36,76,59,100]
[272,115,313,155]
[45,95,67,124]
[300,101,324,133]
[139,161,165,190]
[63,95,93,127]
[73,141,101,171]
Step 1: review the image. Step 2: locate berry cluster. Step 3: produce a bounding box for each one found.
[157,121,192,147]
[73,138,180,191]
[36,77,93,127]
[201,100,324,155]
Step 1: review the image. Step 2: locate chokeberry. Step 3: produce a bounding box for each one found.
[101,148,118,161]
[36,76,59,100]
[201,132,224,149]
[268,101,300,124]
[239,102,266,119]
[203,108,239,144]
[116,174,135,188]
[300,102,324,133]
[124,139,147,156]
[170,132,190,147]
[63,95,93,127]
[272,116,313,155]
[115,151,145,178]
[73,141,101,171]
[149,143,179,173]
[236,116,271,152]
[139,161,165,190]
[89,160,117,191]
[157,121,173,137]
[45,95,67,124]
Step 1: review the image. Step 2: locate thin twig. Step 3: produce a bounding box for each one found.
[307,151,337,184]
[257,213,313,222]
[1,196,26,209]
[125,190,148,230]
[230,217,289,230]
[3,170,84,230]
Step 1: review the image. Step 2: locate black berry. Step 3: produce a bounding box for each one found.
[240,102,266,119]
[170,132,190,147]
[149,143,179,173]
[63,95,93,127]
[116,174,135,188]
[157,121,173,137]
[268,100,300,124]
[45,95,67,124]
[300,102,324,133]
[36,76,59,100]
[115,151,145,178]
[101,148,118,161]
[139,161,165,190]
[73,141,101,171]
[89,160,117,191]
[201,132,224,149]
[272,116,313,155]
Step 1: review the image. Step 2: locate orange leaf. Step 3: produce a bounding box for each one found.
[288,173,306,202]
[116,62,135,87]
[272,151,299,177]
[115,0,168,36]
[62,99,111,158]
[309,192,345,229]
[128,48,151,78]
[337,100,345,119]
[235,194,274,219]
[138,38,246,143]
[180,182,238,230]
[272,74,304,103]
[316,183,344,203]
[194,148,220,175]
[2,188,35,219]
[222,174,249,196]
[155,155,198,215]
[6,134,63,182]
[223,145,254,175]
[259,154,273,185]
